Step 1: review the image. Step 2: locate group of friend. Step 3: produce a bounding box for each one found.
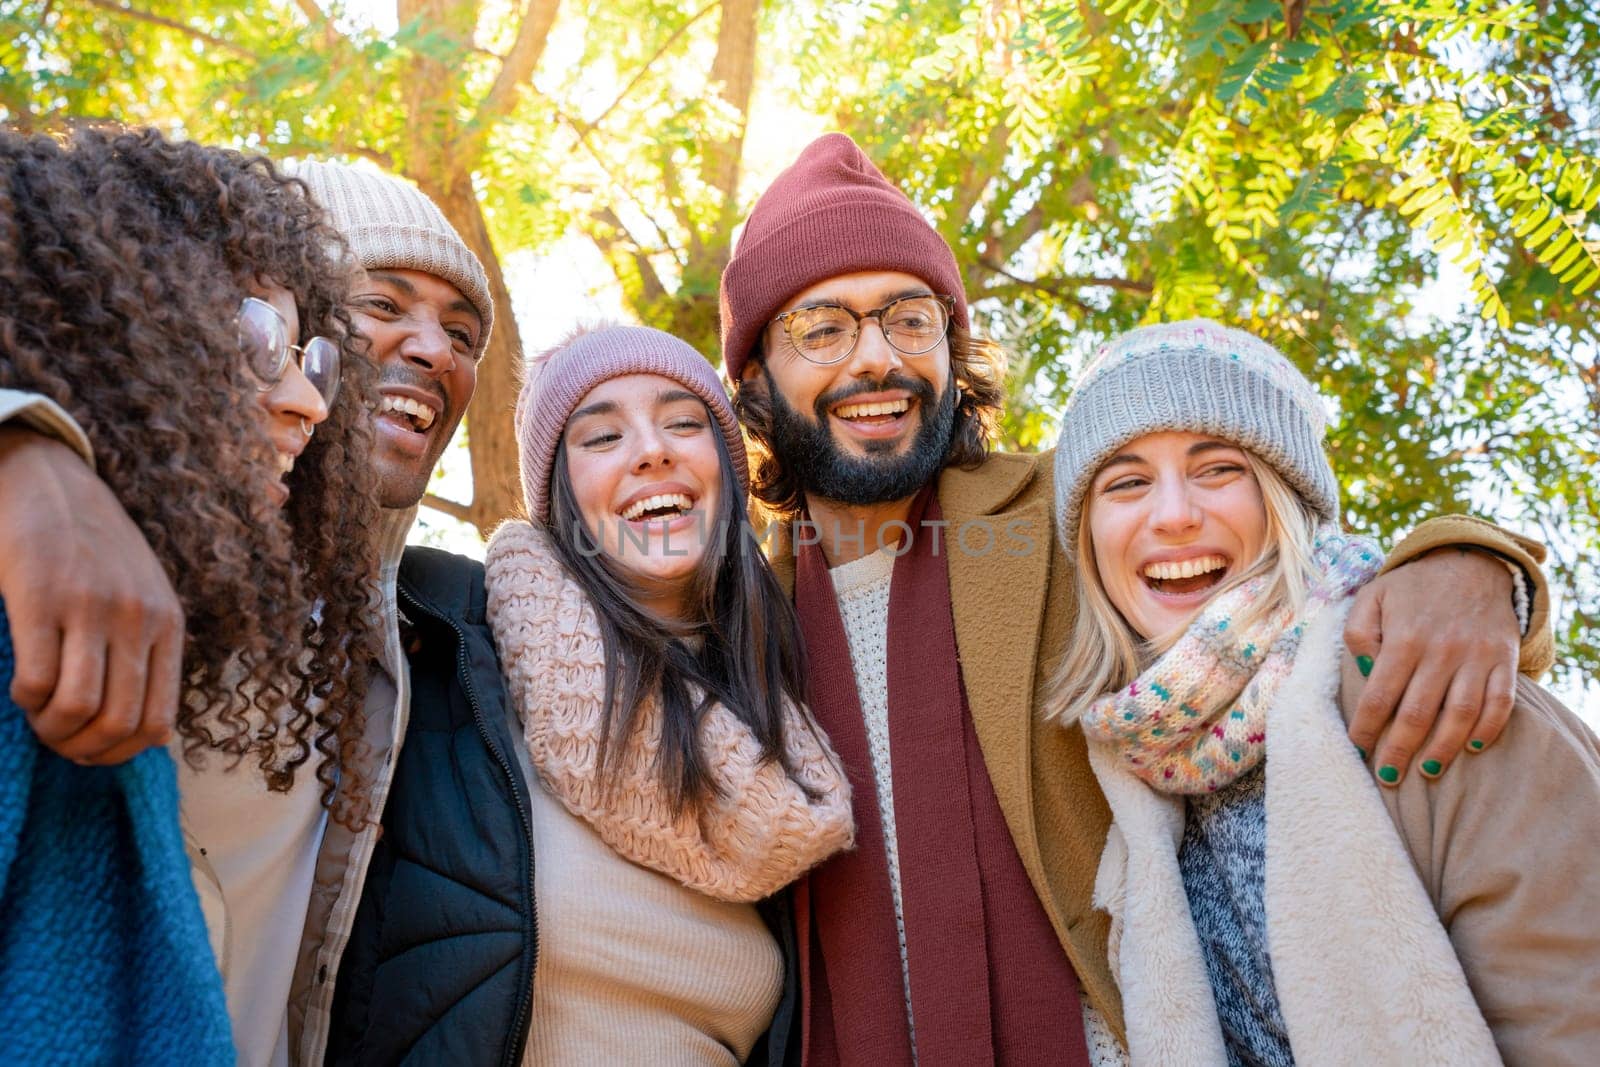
[0,126,1596,1067]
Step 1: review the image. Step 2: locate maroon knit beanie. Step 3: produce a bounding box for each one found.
[719,133,968,381]
[515,324,748,524]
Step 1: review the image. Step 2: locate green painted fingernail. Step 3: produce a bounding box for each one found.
[1377,765,1400,784]
[1468,739,1485,752]
[1421,759,1442,777]
[1355,745,1367,761]
[1356,655,1374,677]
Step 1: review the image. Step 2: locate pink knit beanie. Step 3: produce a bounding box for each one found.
[516,324,749,524]
[718,133,968,380]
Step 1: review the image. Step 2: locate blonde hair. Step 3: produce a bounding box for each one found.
[1045,451,1324,726]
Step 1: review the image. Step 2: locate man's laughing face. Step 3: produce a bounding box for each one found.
[347,269,483,508]
[750,270,956,507]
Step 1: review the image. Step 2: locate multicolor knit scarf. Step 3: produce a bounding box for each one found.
[1081,528,1383,794]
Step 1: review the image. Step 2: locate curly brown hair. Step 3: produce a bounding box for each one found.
[732,322,1008,515]
[0,126,382,822]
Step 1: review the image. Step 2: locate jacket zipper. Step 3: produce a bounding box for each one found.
[399,585,539,1067]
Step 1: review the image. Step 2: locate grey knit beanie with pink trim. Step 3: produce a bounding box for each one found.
[516,324,748,524]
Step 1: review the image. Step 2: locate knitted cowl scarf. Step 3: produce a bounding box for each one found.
[484,520,856,903]
[1081,527,1383,794]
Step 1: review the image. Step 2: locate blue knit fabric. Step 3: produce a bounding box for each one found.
[0,599,234,1064]
[1178,765,1294,1067]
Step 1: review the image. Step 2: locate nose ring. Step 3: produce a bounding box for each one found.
[300,417,316,437]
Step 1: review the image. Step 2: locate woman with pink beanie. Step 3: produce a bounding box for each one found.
[483,322,854,1064]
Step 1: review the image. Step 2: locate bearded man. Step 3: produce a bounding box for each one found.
[719,132,1550,1063]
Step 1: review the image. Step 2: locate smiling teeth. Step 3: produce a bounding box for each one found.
[1144,555,1228,581]
[835,399,910,419]
[277,452,295,476]
[622,493,693,521]
[380,395,436,430]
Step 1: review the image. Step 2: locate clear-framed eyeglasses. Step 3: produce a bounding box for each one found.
[769,293,956,366]
[237,296,341,408]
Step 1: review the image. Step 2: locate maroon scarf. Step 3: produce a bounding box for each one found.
[792,488,1089,1066]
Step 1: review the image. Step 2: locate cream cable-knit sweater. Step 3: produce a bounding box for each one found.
[828,549,917,1043]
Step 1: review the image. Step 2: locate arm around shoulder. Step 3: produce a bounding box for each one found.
[0,421,182,763]
[0,388,95,467]
[1384,515,1553,677]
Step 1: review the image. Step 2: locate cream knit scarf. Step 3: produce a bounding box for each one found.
[484,520,855,903]
[1081,528,1382,793]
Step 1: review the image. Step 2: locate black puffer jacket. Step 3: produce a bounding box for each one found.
[327,547,538,1067]
[326,546,799,1066]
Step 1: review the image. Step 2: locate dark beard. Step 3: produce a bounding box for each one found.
[762,365,957,506]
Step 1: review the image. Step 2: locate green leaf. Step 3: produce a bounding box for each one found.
[1527,213,1564,247]
[1236,0,1281,22]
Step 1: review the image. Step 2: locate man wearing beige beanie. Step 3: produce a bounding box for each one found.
[721,132,1553,1063]
[0,158,538,1067]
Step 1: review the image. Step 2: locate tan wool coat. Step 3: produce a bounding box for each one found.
[1091,599,1597,1066]
[763,448,1555,1050]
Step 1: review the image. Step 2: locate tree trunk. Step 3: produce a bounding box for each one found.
[419,175,526,538]
[644,0,764,364]
[707,0,760,233]
[393,0,553,539]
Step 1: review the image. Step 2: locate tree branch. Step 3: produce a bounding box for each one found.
[590,205,670,306]
[82,0,259,60]
[474,0,563,130]
[421,492,475,524]
[292,0,328,27]
[982,282,1094,313]
[952,122,1011,228]
[291,0,355,55]
[658,142,699,249]
[977,259,1153,297]
[309,141,396,169]
[581,0,720,136]
[338,143,397,169]
[704,0,760,244]
[553,109,686,266]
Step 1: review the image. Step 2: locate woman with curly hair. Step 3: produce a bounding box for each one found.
[0,126,382,1064]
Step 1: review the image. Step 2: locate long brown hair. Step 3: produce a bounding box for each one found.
[0,126,382,819]
[545,425,815,816]
[734,322,1008,515]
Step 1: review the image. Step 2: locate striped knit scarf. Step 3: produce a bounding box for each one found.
[1081,528,1382,794]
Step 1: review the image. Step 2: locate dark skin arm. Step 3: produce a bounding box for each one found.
[0,426,182,763]
[1343,546,1518,785]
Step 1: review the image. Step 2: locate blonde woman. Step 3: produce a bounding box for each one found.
[1047,320,1600,1066]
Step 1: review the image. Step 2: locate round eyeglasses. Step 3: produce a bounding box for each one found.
[237,296,341,409]
[769,293,956,366]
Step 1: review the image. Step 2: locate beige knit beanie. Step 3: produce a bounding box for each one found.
[286,159,494,361]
